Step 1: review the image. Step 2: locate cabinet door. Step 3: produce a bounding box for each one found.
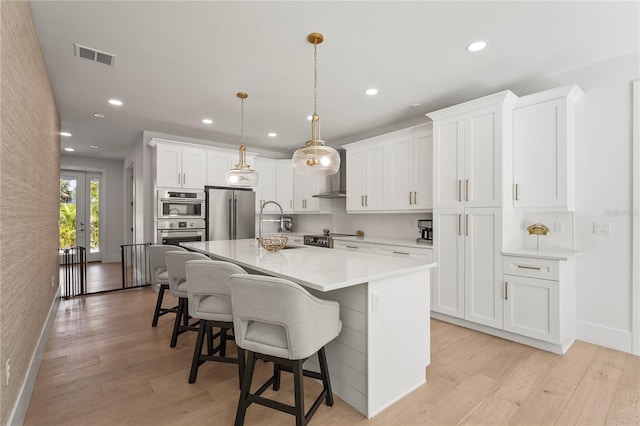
[346,149,366,211]
[503,274,560,343]
[365,144,387,210]
[181,146,206,189]
[413,131,433,209]
[254,158,277,213]
[388,132,414,209]
[206,150,234,187]
[433,117,464,209]
[275,160,294,213]
[432,209,465,318]
[513,99,568,209]
[293,173,321,211]
[464,208,503,328]
[464,105,502,207]
[156,145,182,188]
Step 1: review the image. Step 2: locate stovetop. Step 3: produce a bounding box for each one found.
[303,233,357,248]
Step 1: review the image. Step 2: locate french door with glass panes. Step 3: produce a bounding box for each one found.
[60,170,102,262]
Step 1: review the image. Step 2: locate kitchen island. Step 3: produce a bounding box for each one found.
[181,239,436,418]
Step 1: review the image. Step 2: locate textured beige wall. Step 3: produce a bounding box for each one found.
[0,2,61,423]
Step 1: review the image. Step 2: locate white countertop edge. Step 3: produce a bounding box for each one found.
[502,248,583,261]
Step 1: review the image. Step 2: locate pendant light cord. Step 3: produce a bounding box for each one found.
[240,97,245,145]
[313,40,318,115]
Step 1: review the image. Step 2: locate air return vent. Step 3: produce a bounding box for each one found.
[74,43,116,66]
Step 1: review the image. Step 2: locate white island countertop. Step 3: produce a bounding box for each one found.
[181,239,435,292]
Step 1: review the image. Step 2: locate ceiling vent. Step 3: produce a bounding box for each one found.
[74,43,116,67]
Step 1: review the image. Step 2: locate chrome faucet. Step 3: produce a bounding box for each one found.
[258,200,284,241]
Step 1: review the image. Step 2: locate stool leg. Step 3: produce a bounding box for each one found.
[317,347,334,406]
[272,363,281,391]
[293,360,305,426]
[220,328,228,356]
[189,319,207,383]
[170,298,184,348]
[235,351,256,426]
[206,325,214,354]
[151,284,166,327]
[237,346,245,390]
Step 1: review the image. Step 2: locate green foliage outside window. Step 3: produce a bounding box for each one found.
[59,178,100,251]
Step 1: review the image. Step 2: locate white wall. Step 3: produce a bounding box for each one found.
[61,154,125,262]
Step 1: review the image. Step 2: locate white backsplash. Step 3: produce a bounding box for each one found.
[516,211,575,251]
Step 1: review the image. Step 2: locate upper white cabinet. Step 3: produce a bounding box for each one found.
[275,160,294,213]
[253,157,277,213]
[513,84,583,211]
[293,172,329,213]
[345,143,386,211]
[344,124,432,213]
[154,141,207,189]
[429,91,518,209]
[388,126,433,210]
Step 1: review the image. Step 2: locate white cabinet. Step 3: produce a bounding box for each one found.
[275,160,294,213]
[502,255,575,349]
[513,84,583,211]
[205,148,257,188]
[155,142,206,189]
[431,94,516,209]
[432,208,502,329]
[293,173,329,213]
[388,126,433,210]
[253,158,277,213]
[333,239,433,261]
[345,144,386,211]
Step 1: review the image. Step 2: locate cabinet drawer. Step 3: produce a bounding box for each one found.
[377,245,432,261]
[333,241,375,253]
[503,256,559,281]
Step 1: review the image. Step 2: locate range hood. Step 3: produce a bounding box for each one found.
[312,149,346,199]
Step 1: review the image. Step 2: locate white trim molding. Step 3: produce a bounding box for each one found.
[632,79,639,355]
[576,320,633,354]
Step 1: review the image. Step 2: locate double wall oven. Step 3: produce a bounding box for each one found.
[157,190,206,245]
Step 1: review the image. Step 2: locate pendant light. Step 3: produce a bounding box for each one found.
[292,32,340,175]
[225,92,259,187]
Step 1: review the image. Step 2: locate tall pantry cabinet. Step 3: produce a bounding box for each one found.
[427,91,517,329]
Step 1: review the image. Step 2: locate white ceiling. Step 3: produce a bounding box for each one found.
[30,1,639,159]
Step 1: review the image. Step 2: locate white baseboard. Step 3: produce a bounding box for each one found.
[101,253,121,263]
[575,320,632,353]
[8,287,60,426]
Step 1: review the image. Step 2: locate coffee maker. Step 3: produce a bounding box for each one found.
[417,219,433,245]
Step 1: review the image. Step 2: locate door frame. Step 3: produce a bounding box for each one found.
[632,80,639,355]
[60,166,108,262]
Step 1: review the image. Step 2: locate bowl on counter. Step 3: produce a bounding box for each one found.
[259,234,289,252]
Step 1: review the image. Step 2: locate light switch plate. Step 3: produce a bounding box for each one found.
[593,223,612,235]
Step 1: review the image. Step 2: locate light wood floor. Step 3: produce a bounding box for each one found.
[25,287,639,425]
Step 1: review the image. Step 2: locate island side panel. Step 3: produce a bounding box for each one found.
[306,283,369,416]
[367,268,431,418]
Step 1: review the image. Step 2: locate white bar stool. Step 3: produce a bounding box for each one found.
[148,245,186,327]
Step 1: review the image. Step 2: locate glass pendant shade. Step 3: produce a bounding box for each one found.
[225,145,259,187]
[225,92,258,187]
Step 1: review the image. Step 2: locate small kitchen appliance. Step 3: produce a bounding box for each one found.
[417,219,433,245]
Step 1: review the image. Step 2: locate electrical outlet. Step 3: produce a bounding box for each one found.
[593,223,612,235]
[6,359,10,386]
[372,293,381,312]
[554,222,565,233]
[51,275,55,287]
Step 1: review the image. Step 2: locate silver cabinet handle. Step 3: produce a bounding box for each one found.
[290,200,293,209]
[393,251,410,255]
[458,180,462,202]
[458,214,462,236]
[414,192,417,205]
[514,184,519,201]
[517,265,542,270]
[465,179,469,202]
[346,245,359,249]
[365,195,368,207]
[178,173,181,184]
[361,195,364,207]
[504,282,508,300]
[465,214,469,236]
[409,192,412,205]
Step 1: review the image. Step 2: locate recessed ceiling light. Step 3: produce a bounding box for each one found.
[466,41,487,52]
[64,147,75,152]
[268,132,277,138]
[202,118,213,125]
[410,103,421,109]
[60,131,72,137]
[90,145,99,149]
[365,88,378,96]
[93,113,105,118]
[108,99,123,106]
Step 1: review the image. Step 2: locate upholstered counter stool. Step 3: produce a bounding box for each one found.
[148,245,186,327]
[165,250,211,348]
[185,260,248,385]
[230,274,342,426]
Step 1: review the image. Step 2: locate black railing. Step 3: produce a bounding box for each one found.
[60,246,86,298]
[120,243,151,289]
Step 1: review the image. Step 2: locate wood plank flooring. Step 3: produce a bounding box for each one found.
[24,287,639,425]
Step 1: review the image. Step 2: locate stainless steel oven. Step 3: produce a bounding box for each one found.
[158,190,205,219]
[157,219,205,246]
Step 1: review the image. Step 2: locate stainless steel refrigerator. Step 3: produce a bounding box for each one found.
[205,186,256,240]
